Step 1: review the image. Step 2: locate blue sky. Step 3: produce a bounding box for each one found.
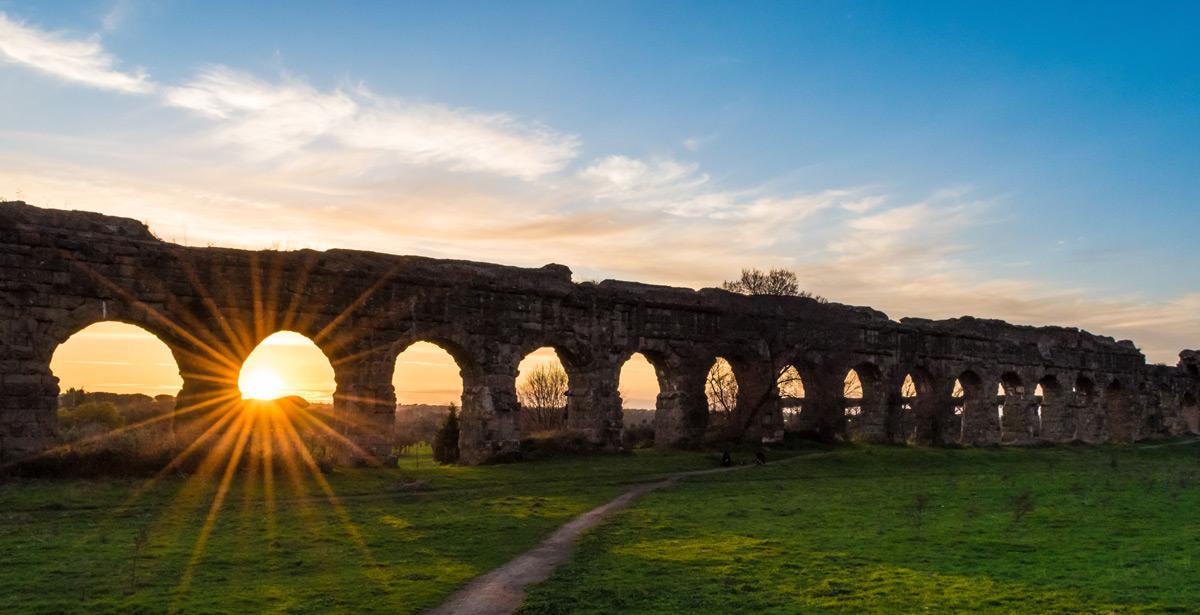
[1,0,1198,363]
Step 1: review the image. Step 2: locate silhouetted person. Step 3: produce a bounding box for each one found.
[720,450,732,467]
[754,449,767,465]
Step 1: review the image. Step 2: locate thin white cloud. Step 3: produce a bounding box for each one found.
[102,0,135,33]
[0,11,152,93]
[581,155,709,197]
[7,156,1197,363]
[165,66,579,179]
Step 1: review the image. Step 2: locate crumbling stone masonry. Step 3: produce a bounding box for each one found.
[1,202,1197,463]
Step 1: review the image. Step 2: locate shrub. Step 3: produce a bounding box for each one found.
[432,403,461,464]
[58,401,122,431]
[622,425,655,449]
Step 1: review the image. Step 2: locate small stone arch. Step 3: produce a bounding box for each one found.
[1182,391,1199,434]
[704,356,739,431]
[842,362,886,442]
[516,346,572,435]
[44,302,187,364]
[1104,379,1137,443]
[956,369,999,445]
[897,367,940,445]
[616,351,664,447]
[49,320,186,442]
[391,336,482,382]
[238,330,337,403]
[389,337,475,441]
[772,356,851,442]
[1073,374,1099,442]
[998,371,1028,442]
[1035,375,1068,441]
[777,365,806,432]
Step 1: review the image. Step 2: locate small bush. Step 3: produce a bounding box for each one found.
[432,404,461,464]
[622,425,655,449]
[58,401,122,431]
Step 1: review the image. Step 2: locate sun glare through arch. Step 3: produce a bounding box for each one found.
[238,331,336,402]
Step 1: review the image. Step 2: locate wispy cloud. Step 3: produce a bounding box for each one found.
[581,155,709,197]
[102,0,135,33]
[0,11,152,93]
[165,66,580,180]
[6,153,1197,363]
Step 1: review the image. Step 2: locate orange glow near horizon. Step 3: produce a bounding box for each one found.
[237,332,336,402]
[392,341,464,406]
[49,321,184,396]
[618,353,659,410]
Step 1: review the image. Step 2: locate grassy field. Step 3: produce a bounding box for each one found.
[6,442,1200,614]
[0,446,713,614]
[521,442,1200,614]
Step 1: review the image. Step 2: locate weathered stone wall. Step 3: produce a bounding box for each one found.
[1,201,1197,463]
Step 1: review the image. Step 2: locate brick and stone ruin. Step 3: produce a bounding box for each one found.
[2,201,1198,464]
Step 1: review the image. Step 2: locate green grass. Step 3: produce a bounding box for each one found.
[520,443,1200,614]
[0,448,712,614]
[9,443,1200,614]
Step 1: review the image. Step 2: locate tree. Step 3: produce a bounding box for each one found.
[706,358,738,425]
[722,268,826,302]
[432,402,460,464]
[518,363,569,433]
[57,400,121,430]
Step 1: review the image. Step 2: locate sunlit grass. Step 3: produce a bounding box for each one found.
[520,443,1200,613]
[0,447,714,613]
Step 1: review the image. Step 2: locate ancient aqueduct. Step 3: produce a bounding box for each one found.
[1,201,1198,464]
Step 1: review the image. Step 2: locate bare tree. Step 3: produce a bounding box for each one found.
[706,358,738,425]
[844,370,863,399]
[777,366,805,400]
[844,370,864,417]
[722,268,826,302]
[518,363,568,433]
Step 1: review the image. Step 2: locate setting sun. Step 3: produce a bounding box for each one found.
[236,331,337,402]
[238,367,286,400]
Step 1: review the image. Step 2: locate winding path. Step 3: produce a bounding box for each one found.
[427,460,793,615]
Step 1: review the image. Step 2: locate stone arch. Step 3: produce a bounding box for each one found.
[618,352,664,411]
[1151,382,1171,431]
[390,339,472,445]
[238,330,337,403]
[1035,375,1067,441]
[843,363,886,442]
[956,369,999,445]
[616,352,662,446]
[778,365,806,432]
[998,372,1029,442]
[1182,391,1199,434]
[42,302,183,361]
[1105,379,1136,443]
[898,367,941,445]
[783,358,838,440]
[843,368,864,420]
[516,346,571,435]
[705,356,739,431]
[49,320,185,441]
[894,372,919,444]
[1073,374,1099,442]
